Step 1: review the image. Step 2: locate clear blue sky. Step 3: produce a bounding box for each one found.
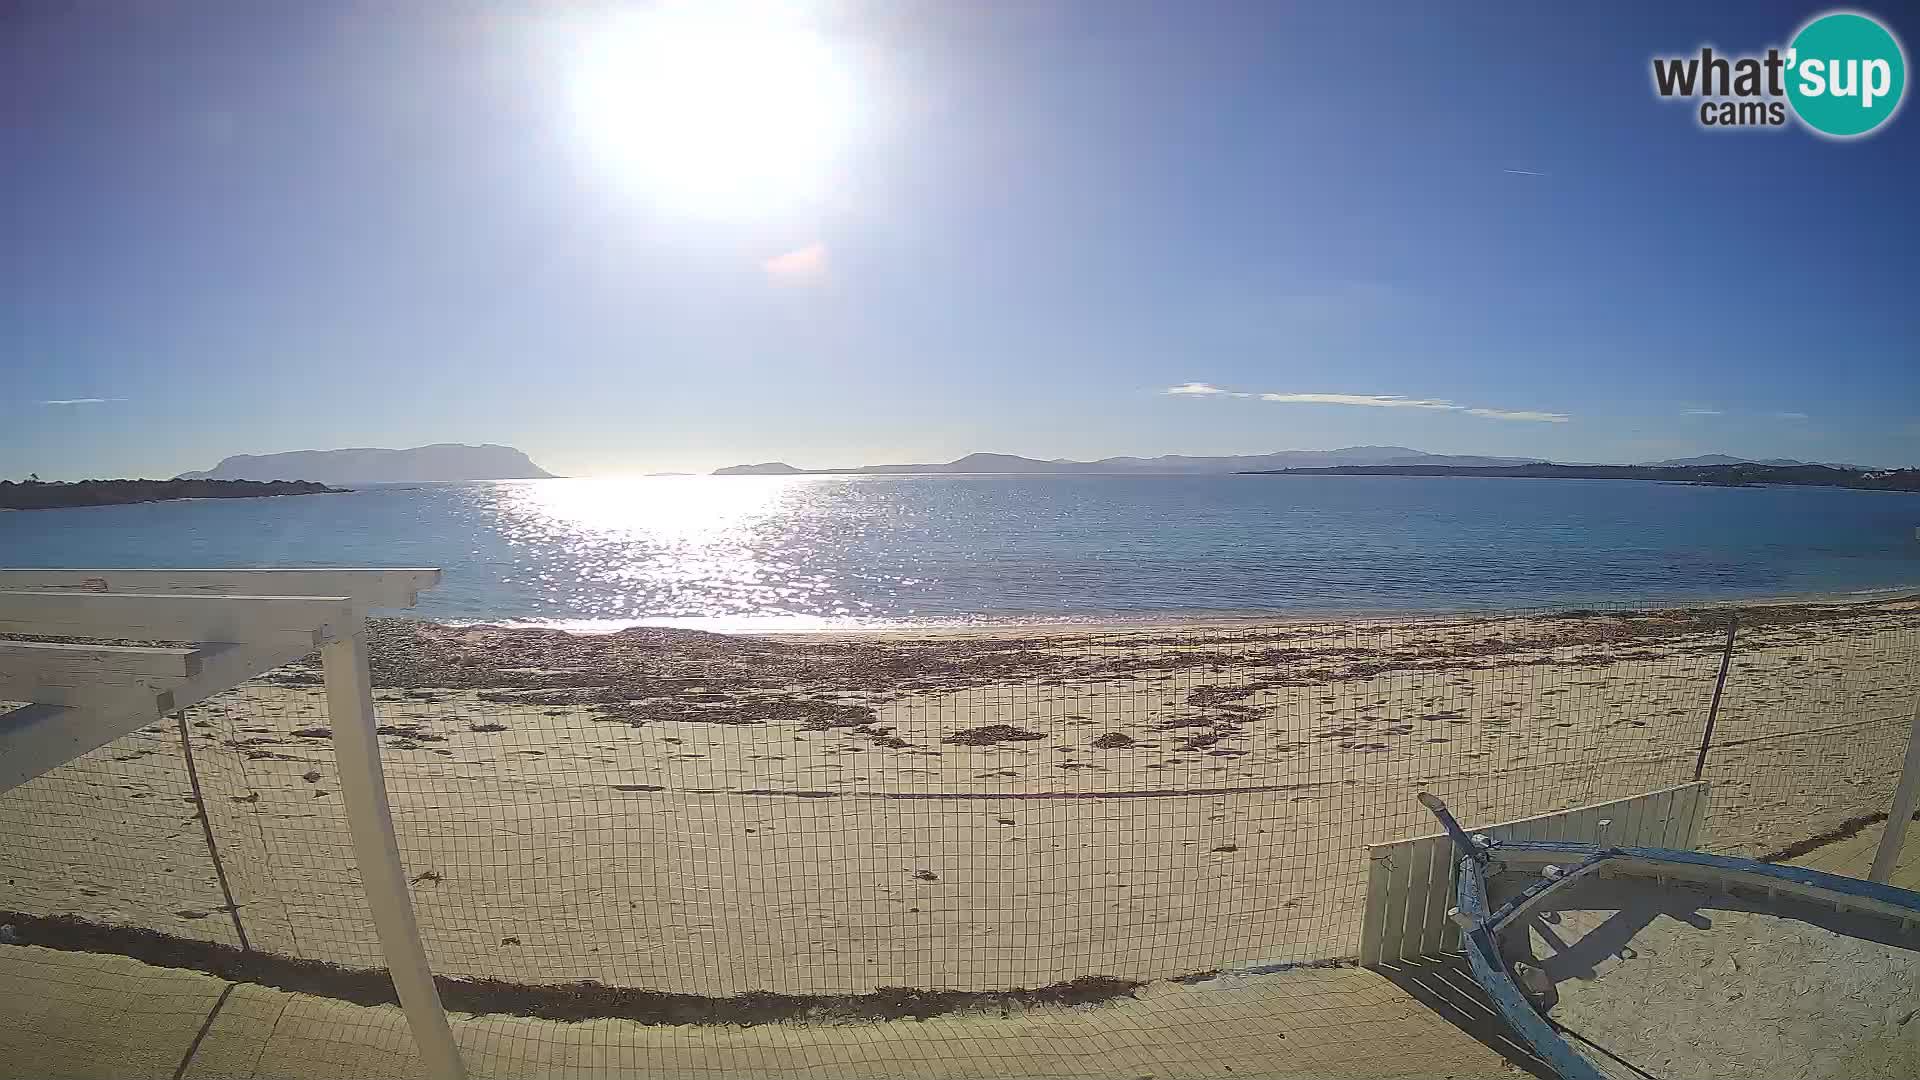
[4,1,1916,479]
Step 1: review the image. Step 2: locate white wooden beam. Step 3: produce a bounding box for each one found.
[0,703,98,793]
[323,631,467,1080]
[0,568,439,611]
[0,640,205,679]
[0,639,323,794]
[0,677,177,713]
[0,592,355,649]
[1870,689,1920,883]
[0,641,225,711]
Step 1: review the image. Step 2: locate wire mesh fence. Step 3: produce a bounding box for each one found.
[1,597,1915,1076]
[1692,606,1919,858]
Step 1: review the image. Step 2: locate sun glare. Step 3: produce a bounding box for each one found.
[568,2,858,216]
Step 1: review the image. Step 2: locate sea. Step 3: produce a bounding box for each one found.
[3,475,1917,630]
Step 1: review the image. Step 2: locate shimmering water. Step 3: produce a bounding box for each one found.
[3,475,1916,627]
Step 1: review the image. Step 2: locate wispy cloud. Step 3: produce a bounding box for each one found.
[1463,407,1569,422]
[1686,406,1813,422]
[1164,386,1569,423]
[1260,392,1452,409]
[39,397,125,406]
[1502,168,1549,177]
[762,242,828,282]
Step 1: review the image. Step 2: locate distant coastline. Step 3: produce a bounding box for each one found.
[713,448,1891,478]
[1242,462,1920,492]
[712,447,1545,476]
[0,478,342,511]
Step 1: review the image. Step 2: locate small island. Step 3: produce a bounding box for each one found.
[0,478,343,511]
[177,443,553,484]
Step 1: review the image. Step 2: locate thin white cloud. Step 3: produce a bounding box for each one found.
[39,397,125,406]
[1502,168,1549,177]
[1464,407,1570,422]
[1258,392,1454,410]
[1166,384,1568,422]
[1687,407,1811,421]
[1259,391,1568,423]
[762,242,828,282]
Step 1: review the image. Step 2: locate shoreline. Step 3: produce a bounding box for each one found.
[0,481,344,511]
[418,584,1920,639]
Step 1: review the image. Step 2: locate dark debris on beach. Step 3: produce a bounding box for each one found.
[228,599,1917,730]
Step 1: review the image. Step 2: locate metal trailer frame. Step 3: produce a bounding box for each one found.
[1419,794,1920,1080]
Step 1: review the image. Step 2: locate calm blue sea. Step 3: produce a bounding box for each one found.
[3,475,1917,628]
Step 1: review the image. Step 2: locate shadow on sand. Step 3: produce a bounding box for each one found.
[1374,953,1555,1080]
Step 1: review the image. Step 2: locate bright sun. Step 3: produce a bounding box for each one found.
[569,2,857,216]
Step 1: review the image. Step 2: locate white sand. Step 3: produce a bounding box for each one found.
[1,601,1913,1002]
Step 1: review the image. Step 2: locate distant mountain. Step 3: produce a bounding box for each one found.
[1642,454,1760,467]
[1639,454,1868,469]
[713,447,1547,476]
[179,443,554,484]
[1244,462,1920,492]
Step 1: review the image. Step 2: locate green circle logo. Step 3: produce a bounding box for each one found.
[1787,12,1906,137]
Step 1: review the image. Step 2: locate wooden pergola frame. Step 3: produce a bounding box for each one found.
[0,568,465,1080]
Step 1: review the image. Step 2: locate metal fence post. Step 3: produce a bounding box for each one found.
[322,631,466,1080]
[1692,614,1738,782]
[176,711,250,953]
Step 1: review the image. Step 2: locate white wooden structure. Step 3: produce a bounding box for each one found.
[1869,691,1920,883]
[1357,782,1711,968]
[0,568,464,1080]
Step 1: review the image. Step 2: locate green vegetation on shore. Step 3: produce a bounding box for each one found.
[1242,463,1920,492]
[1,478,342,510]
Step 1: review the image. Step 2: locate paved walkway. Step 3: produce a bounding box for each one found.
[0,946,1517,1079]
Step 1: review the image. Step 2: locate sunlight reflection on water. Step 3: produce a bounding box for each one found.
[3,475,1915,629]
[482,476,885,626]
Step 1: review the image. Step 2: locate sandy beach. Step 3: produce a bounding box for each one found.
[2,598,1914,1006]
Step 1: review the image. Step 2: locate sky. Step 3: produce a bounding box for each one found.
[3,1,1916,480]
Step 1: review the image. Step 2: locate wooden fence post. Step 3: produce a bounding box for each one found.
[1869,687,1920,884]
[1692,614,1738,782]
[323,632,466,1080]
